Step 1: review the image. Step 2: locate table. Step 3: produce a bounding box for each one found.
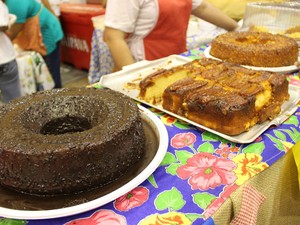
[16,51,54,96]
[210,141,300,224]
[1,46,300,225]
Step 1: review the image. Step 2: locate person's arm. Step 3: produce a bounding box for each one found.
[5,22,23,40]
[41,0,56,16]
[103,26,135,71]
[192,0,238,31]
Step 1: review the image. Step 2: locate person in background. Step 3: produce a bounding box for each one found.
[5,0,64,89]
[103,0,239,71]
[40,0,58,16]
[0,1,21,103]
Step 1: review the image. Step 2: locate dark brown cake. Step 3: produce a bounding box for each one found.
[210,31,298,67]
[139,58,289,135]
[0,88,146,196]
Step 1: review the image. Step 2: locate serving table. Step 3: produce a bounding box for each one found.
[1,45,300,225]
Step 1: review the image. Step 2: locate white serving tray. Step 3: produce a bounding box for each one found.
[99,55,300,144]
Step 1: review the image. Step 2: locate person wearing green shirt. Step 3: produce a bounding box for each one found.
[5,0,64,88]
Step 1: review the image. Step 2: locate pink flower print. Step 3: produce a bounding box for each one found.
[289,76,300,87]
[215,144,239,158]
[204,198,223,220]
[171,132,196,148]
[114,186,149,211]
[177,152,237,190]
[65,209,127,225]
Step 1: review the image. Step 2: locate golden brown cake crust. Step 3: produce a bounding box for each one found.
[139,58,290,136]
[210,31,298,67]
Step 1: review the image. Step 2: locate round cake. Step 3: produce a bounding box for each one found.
[0,88,146,196]
[210,31,299,67]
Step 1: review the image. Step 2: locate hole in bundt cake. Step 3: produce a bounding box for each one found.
[40,116,92,135]
[20,95,108,134]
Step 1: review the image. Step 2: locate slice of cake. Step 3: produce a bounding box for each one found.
[139,58,289,135]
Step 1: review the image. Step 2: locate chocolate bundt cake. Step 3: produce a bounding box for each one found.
[139,58,289,135]
[0,88,146,196]
[210,31,298,67]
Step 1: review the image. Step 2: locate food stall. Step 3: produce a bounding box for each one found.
[0,42,299,223]
[0,2,299,225]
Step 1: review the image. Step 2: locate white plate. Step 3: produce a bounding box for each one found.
[0,105,168,220]
[99,55,300,144]
[204,46,300,73]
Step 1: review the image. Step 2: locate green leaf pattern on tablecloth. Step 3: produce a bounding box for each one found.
[193,193,216,209]
[160,152,177,166]
[0,219,27,225]
[147,174,158,188]
[202,131,229,144]
[284,115,299,127]
[243,142,265,154]
[166,163,183,176]
[185,213,204,222]
[155,187,186,211]
[197,142,214,154]
[176,150,194,164]
[274,130,287,141]
[281,128,300,143]
[266,134,288,151]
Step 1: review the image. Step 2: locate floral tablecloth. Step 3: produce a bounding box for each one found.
[16,51,55,96]
[1,46,300,225]
[88,28,114,84]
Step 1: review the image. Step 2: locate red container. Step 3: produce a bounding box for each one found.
[60,4,105,70]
